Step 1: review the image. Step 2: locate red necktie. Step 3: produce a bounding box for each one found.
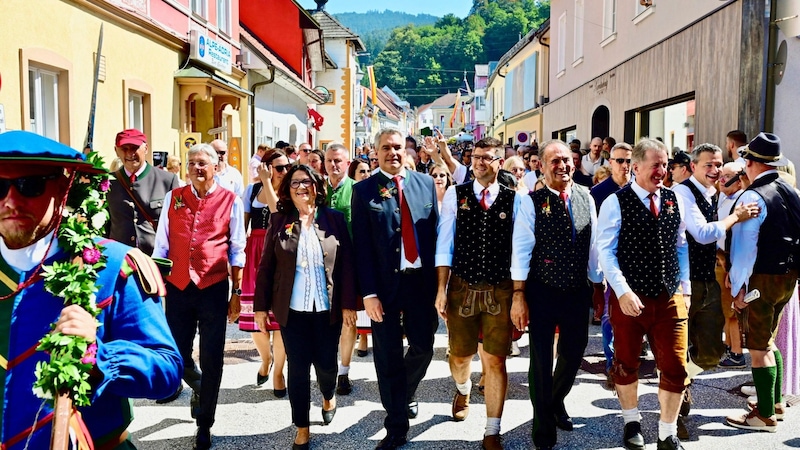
[130,172,137,183]
[648,193,659,217]
[394,176,419,264]
[480,188,489,211]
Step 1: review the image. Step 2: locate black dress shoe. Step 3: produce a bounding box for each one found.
[322,405,337,425]
[190,391,200,419]
[554,412,573,431]
[155,384,183,404]
[292,443,309,450]
[257,372,270,386]
[656,435,685,450]
[375,433,407,449]
[274,388,287,398]
[357,349,369,357]
[623,421,645,450]
[193,426,211,450]
[406,401,419,419]
[336,374,353,395]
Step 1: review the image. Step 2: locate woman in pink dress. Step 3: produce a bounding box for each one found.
[240,149,291,396]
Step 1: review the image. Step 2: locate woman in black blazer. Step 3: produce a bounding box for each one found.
[254,164,358,450]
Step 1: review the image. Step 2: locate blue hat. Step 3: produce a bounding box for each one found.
[0,131,104,173]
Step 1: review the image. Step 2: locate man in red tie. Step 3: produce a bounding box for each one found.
[153,143,246,450]
[435,137,535,450]
[596,138,692,450]
[510,140,602,450]
[351,129,439,450]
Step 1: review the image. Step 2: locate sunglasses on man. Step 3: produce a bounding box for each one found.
[0,174,61,199]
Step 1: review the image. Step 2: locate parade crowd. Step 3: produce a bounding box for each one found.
[0,125,799,450]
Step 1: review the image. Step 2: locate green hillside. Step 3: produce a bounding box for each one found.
[333,10,439,63]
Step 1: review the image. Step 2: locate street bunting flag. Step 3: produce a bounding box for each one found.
[367,66,377,105]
[449,90,461,128]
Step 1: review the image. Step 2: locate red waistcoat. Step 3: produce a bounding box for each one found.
[166,185,236,290]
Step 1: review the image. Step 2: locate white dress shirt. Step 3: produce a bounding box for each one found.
[671,175,726,246]
[152,182,247,268]
[214,165,245,198]
[728,171,775,297]
[379,168,422,270]
[596,180,691,298]
[717,189,743,250]
[289,223,330,312]
[248,154,262,181]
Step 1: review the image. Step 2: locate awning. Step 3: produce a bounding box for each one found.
[174,66,252,106]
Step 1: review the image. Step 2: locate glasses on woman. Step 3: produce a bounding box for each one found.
[289,178,314,189]
[273,164,292,173]
[431,173,447,179]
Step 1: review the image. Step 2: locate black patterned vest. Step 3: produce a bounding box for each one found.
[681,179,718,281]
[249,183,271,230]
[452,181,514,285]
[747,173,800,274]
[530,185,593,289]
[617,186,682,297]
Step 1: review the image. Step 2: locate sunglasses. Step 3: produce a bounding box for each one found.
[612,158,631,164]
[216,151,227,156]
[0,174,61,199]
[289,179,314,189]
[300,149,312,153]
[358,169,369,174]
[272,164,292,173]
[431,173,448,178]
[369,158,378,163]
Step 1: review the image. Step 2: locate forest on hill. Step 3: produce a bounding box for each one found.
[334,10,439,64]
[334,0,550,107]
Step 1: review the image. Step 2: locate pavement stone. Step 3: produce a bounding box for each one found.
[130,320,800,449]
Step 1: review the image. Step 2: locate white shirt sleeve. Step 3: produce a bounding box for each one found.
[228,196,247,268]
[510,193,536,281]
[596,194,631,298]
[672,183,726,245]
[435,186,458,267]
[587,194,603,283]
[152,191,173,259]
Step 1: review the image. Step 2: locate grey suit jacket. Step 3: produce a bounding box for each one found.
[108,164,179,255]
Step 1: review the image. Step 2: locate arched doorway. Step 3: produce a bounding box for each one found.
[591,106,610,139]
[289,124,298,146]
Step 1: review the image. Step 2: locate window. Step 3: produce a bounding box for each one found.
[603,0,616,39]
[574,0,584,63]
[636,0,652,16]
[217,0,230,35]
[634,0,655,25]
[128,92,144,132]
[191,0,206,18]
[557,12,567,75]
[28,67,60,140]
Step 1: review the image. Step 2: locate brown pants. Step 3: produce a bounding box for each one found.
[609,290,689,393]
[738,271,797,351]
[446,275,513,357]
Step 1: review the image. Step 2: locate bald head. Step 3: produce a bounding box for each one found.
[210,139,228,168]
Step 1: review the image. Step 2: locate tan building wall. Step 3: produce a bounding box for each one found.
[0,0,186,166]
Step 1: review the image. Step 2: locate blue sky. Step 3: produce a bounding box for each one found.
[297,0,472,18]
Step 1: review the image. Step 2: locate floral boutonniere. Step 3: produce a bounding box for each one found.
[285,223,295,237]
[379,181,397,200]
[174,195,185,210]
[542,198,551,217]
[665,200,676,215]
[459,197,470,210]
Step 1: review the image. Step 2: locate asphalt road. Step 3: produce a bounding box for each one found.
[129,319,800,449]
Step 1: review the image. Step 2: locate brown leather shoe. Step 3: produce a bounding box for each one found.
[482,434,503,450]
[747,400,785,421]
[452,391,470,421]
[726,407,778,432]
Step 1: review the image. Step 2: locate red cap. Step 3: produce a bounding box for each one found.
[115,129,146,147]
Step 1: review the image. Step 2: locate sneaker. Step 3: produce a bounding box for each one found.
[510,341,521,357]
[452,391,470,421]
[719,353,746,368]
[741,385,757,397]
[726,407,778,432]
[747,400,785,421]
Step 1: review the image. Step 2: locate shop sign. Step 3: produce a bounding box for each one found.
[189,30,232,75]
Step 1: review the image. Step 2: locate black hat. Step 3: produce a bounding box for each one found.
[672,151,691,166]
[741,132,787,167]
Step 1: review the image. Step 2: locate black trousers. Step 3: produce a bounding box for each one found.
[165,280,228,429]
[527,281,590,448]
[280,309,342,427]
[371,271,438,435]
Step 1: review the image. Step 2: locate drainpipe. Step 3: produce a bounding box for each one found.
[764,0,778,132]
[250,65,276,155]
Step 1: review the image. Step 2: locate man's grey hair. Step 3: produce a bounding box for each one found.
[611,142,633,153]
[691,143,722,164]
[187,143,219,165]
[209,139,227,152]
[538,139,568,160]
[326,142,350,161]
[632,138,668,164]
[373,128,403,149]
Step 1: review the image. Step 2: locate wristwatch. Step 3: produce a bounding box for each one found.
[231,288,242,296]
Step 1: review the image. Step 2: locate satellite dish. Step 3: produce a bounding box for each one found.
[775,40,788,86]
